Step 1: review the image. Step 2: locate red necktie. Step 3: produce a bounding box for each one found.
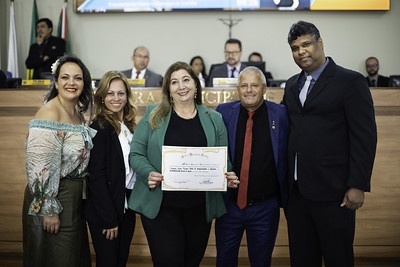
[237,111,254,209]
[135,70,141,79]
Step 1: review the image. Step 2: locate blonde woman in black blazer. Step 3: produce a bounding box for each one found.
[84,71,137,267]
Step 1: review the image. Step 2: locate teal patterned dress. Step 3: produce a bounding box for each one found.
[22,119,96,267]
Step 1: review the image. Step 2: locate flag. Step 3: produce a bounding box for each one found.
[7,0,19,78]
[58,1,71,54]
[27,0,39,79]
[30,0,38,44]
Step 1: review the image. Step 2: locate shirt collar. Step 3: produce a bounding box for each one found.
[303,57,329,81]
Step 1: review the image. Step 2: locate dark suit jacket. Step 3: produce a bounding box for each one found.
[121,68,163,87]
[25,36,65,79]
[365,75,390,87]
[84,120,127,229]
[216,100,289,207]
[283,57,377,202]
[206,62,247,87]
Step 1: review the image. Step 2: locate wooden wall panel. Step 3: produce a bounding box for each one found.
[0,87,399,259]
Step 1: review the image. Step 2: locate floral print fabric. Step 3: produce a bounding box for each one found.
[25,119,96,216]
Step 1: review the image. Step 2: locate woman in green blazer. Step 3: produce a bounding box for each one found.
[128,61,237,267]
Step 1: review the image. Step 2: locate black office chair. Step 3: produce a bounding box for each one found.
[0,70,6,88]
[6,78,22,88]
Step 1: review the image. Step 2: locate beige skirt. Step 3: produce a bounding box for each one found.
[22,178,91,267]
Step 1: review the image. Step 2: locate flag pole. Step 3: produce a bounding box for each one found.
[8,0,19,78]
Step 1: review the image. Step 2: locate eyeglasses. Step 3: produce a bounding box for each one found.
[366,63,378,68]
[224,51,241,56]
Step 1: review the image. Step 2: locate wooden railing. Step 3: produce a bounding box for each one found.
[0,87,399,258]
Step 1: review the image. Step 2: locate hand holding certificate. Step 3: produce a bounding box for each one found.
[161,146,227,191]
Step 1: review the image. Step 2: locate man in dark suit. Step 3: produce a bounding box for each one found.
[206,38,247,87]
[365,56,390,87]
[215,66,289,266]
[248,51,274,84]
[121,46,163,87]
[283,21,377,267]
[25,18,65,79]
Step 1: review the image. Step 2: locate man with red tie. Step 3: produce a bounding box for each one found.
[121,46,163,87]
[215,66,289,267]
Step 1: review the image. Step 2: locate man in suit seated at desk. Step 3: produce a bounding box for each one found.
[365,56,389,87]
[207,38,247,87]
[248,51,274,84]
[121,46,163,87]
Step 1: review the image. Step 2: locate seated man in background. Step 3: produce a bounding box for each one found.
[207,38,247,87]
[25,18,65,79]
[248,51,263,62]
[365,56,389,87]
[121,46,163,87]
[248,51,274,81]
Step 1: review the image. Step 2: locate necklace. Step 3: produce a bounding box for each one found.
[120,121,132,145]
[174,106,197,119]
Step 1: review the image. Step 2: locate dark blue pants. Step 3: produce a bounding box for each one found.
[215,197,280,267]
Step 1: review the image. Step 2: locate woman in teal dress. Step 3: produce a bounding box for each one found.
[22,55,96,267]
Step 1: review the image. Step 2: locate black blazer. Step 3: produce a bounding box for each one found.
[84,120,127,229]
[25,36,66,79]
[283,58,377,202]
[365,75,390,87]
[121,68,163,87]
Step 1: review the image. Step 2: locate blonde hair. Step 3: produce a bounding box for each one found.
[94,71,137,134]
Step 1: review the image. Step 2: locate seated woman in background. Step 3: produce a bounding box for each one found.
[84,71,138,267]
[190,55,208,88]
[128,61,238,266]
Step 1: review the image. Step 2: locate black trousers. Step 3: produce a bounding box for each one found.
[286,184,355,267]
[88,207,136,267]
[141,205,211,267]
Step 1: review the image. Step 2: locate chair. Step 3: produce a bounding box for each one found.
[0,70,6,88]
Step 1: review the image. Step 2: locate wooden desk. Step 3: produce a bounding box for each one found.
[0,87,399,258]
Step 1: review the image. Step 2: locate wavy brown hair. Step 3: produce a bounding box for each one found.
[149,61,202,129]
[94,71,137,134]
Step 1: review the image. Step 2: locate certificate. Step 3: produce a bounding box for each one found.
[161,146,227,191]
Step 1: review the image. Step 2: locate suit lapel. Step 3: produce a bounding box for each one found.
[228,102,241,161]
[289,74,302,108]
[111,132,124,164]
[304,59,336,106]
[266,101,279,164]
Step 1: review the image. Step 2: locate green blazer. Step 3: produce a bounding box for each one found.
[128,104,230,222]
